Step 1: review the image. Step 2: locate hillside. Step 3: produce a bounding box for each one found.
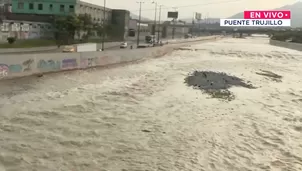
[228,1,302,27]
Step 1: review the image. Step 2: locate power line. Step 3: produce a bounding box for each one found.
[130,0,245,12]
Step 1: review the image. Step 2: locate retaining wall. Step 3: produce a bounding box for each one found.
[0,36,219,80]
[269,39,302,51]
[0,42,122,54]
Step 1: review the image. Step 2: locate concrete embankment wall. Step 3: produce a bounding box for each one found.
[269,39,302,51]
[0,36,219,80]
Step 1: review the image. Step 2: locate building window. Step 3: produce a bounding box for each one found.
[17,2,24,9]
[69,5,74,12]
[38,4,43,10]
[49,4,53,11]
[60,5,64,12]
[29,3,34,10]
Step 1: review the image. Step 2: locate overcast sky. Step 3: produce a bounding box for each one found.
[83,0,297,19]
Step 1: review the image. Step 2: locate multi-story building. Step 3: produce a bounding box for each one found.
[11,0,112,23]
[0,0,54,41]
[0,20,53,41]
[110,9,130,40]
[2,0,129,41]
[11,0,77,15]
[75,1,111,24]
[151,21,190,39]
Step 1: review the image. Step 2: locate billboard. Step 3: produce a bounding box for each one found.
[167,12,178,19]
[195,13,202,20]
[128,19,137,30]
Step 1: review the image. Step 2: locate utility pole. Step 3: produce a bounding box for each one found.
[206,12,209,24]
[198,13,202,36]
[136,1,143,47]
[192,12,195,35]
[152,1,157,36]
[172,7,177,39]
[101,0,106,51]
[157,5,162,43]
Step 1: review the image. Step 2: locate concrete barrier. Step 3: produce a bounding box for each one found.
[0,36,220,80]
[269,39,302,51]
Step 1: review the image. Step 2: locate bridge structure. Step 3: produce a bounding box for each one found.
[144,21,298,38]
[197,27,293,35]
[187,23,294,35]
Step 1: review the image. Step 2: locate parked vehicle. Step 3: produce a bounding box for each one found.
[62,43,97,52]
[62,45,75,53]
[120,42,128,48]
[145,35,156,43]
[76,43,97,52]
[185,34,193,39]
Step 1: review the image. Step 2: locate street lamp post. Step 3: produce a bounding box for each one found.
[101,0,106,51]
[152,1,157,35]
[136,1,143,47]
[172,7,177,39]
[192,12,195,35]
[152,1,157,36]
[157,5,162,43]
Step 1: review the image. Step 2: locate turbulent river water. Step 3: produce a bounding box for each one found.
[0,36,302,171]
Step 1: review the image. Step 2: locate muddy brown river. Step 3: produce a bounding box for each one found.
[0,36,302,171]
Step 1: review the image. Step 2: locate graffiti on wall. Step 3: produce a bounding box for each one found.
[0,59,34,78]
[8,64,23,73]
[0,64,9,78]
[62,59,78,69]
[37,59,61,71]
[0,22,53,41]
[80,57,99,68]
[98,56,110,66]
[22,59,34,71]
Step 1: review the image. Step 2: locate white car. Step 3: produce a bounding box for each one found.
[120,42,128,48]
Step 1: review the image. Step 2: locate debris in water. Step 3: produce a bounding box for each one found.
[174,47,208,51]
[37,74,43,77]
[184,71,256,101]
[141,129,151,133]
[256,70,282,82]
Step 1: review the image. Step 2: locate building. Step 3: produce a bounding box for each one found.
[11,0,111,23]
[0,0,54,41]
[148,21,190,39]
[11,0,76,15]
[74,1,112,39]
[0,0,12,15]
[110,9,130,41]
[75,1,111,24]
[2,0,130,41]
[0,20,53,41]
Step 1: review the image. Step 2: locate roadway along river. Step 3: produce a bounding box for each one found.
[0,36,302,171]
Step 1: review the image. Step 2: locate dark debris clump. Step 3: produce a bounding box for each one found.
[256,70,282,82]
[184,71,256,101]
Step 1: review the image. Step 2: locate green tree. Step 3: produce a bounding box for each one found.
[77,14,94,41]
[53,15,79,45]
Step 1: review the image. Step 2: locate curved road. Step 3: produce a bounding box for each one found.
[0,36,302,170]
